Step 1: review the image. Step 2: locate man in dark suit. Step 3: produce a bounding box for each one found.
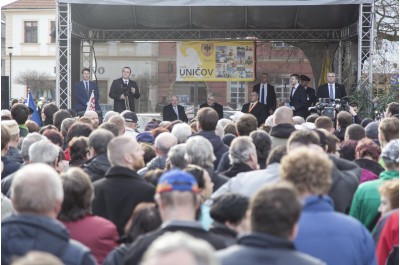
[316,72,347,100]
[74,68,101,116]
[289,74,308,119]
[109,67,140,113]
[241,91,267,126]
[199,93,223,119]
[252,73,277,117]
[300,75,317,107]
[162,95,188,122]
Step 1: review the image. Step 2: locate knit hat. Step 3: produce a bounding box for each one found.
[381,139,399,163]
[145,121,159,131]
[136,132,155,144]
[365,121,379,140]
[1,120,20,135]
[156,169,199,194]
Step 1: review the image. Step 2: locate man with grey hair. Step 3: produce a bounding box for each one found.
[141,232,219,265]
[2,135,54,197]
[83,110,99,129]
[186,136,228,192]
[220,137,259,178]
[171,123,192,144]
[92,136,155,236]
[83,129,115,182]
[138,132,178,176]
[167,143,188,170]
[162,95,188,122]
[2,164,96,265]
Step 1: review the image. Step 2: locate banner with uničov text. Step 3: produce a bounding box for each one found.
[176,41,255,82]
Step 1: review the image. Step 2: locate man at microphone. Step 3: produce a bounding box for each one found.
[316,72,347,100]
[109,67,140,113]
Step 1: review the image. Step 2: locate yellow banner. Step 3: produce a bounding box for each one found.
[176,41,255,82]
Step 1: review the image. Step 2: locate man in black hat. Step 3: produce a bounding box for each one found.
[300,75,317,109]
[122,111,139,138]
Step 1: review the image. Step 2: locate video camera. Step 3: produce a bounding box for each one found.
[122,83,130,96]
[309,97,349,120]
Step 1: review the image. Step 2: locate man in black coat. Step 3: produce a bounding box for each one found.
[300,75,317,108]
[241,91,267,126]
[199,93,223,119]
[109,67,140,113]
[316,72,347,100]
[92,136,155,236]
[252,72,277,117]
[123,170,226,265]
[289,74,308,119]
[217,183,324,265]
[162,95,188,122]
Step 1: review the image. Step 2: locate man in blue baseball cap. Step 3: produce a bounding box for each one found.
[124,170,226,265]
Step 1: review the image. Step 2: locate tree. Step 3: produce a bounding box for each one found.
[15,69,55,98]
[375,0,399,42]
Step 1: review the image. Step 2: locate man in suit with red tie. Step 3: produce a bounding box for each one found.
[241,91,267,126]
[162,95,188,122]
[252,73,277,117]
[74,68,101,116]
[109,67,140,113]
[316,72,347,100]
[289,74,308,119]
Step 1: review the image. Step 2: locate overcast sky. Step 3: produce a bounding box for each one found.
[1,0,17,8]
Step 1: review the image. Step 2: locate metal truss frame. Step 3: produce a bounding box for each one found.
[338,40,355,90]
[56,2,71,109]
[358,3,375,90]
[57,3,372,108]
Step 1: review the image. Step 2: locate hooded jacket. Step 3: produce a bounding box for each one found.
[83,153,111,182]
[2,214,96,265]
[269,123,296,148]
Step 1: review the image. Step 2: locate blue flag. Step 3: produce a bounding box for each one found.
[27,92,42,127]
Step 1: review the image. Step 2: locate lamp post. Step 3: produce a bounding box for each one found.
[8,46,13,101]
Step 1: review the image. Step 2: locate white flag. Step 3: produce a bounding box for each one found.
[86,90,96,111]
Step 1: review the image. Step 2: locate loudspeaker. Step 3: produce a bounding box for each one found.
[1,76,10,110]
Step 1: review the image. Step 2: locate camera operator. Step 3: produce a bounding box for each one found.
[109,67,140,113]
[349,102,362,124]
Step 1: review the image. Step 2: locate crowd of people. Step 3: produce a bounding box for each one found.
[1,84,399,265]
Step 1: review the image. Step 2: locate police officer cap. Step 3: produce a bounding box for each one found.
[300,75,311,82]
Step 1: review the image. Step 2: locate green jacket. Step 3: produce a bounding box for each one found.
[349,170,399,231]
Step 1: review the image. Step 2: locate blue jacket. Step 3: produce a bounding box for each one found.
[2,214,96,265]
[74,80,101,112]
[295,195,377,265]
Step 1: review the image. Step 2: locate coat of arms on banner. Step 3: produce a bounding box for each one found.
[201,43,213,57]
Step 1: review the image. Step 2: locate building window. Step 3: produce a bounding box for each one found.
[228,82,247,109]
[274,77,291,106]
[24,21,38,43]
[50,21,55,43]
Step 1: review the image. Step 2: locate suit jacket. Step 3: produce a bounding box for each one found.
[74,80,101,112]
[253,83,277,116]
[316,83,347,100]
[289,85,308,119]
[199,102,223,119]
[162,104,188,122]
[241,101,267,126]
[109,78,140,113]
[305,87,317,107]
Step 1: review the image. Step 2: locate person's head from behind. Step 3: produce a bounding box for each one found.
[1,124,10,154]
[108,136,144,170]
[58,167,93,222]
[380,139,399,171]
[250,182,301,240]
[88,128,115,158]
[183,164,213,202]
[109,115,126,136]
[20,133,45,163]
[68,136,90,165]
[355,138,381,161]
[53,109,72,131]
[229,136,258,170]
[141,232,219,265]
[10,103,29,125]
[98,122,119,137]
[344,124,365,141]
[378,179,399,216]
[155,132,178,157]
[336,111,352,129]
[60,118,77,137]
[123,202,162,244]
[280,147,333,196]
[171,123,192,144]
[236,114,258,136]
[250,130,272,164]
[211,193,249,234]
[155,170,200,222]
[167,143,188,170]
[273,106,293,126]
[29,139,60,168]
[287,129,320,152]
[24,120,40,133]
[339,140,358,161]
[197,107,219,132]
[266,145,287,166]
[11,251,63,265]
[12,164,63,218]
[379,117,399,147]
[315,116,335,134]
[42,129,64,148]
[66,122,93,145]
[42,103,59,123]
[185,136,215,169]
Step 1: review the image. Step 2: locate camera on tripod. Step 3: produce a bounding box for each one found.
[309,97,349,120]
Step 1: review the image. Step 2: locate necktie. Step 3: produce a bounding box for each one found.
[174,106,179,119]
[260,84,265,104]
[125,80,128,85]
[85,81,89,96]
[250,103,253,110]
[329,84,334,98]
